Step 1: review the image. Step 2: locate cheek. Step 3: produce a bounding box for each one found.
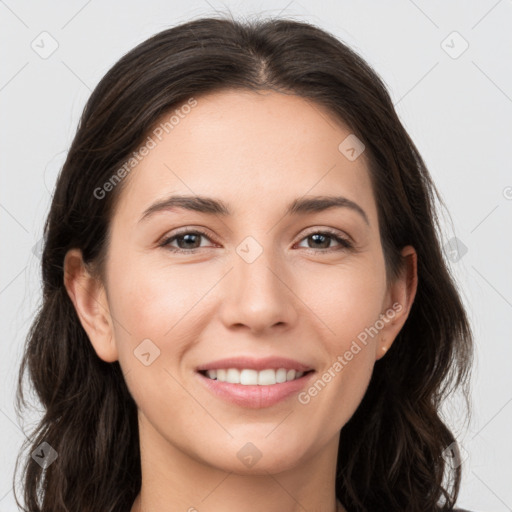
[299,253,387,342]
[109,253,210,337]
[108,259,207,417]
[335,352,374,429]
[295,333,375,445]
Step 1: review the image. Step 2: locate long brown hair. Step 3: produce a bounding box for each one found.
[14,15,473,512]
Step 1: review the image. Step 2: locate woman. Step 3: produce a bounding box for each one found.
[14,16,474,512]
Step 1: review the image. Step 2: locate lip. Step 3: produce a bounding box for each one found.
[195,356,314,372]
[195,369,316,409]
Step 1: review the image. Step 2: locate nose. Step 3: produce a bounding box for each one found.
[218,242,299,335]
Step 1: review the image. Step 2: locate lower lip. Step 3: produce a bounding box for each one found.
[196,371,315,409]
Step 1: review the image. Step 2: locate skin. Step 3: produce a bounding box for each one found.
[64,89,417,512]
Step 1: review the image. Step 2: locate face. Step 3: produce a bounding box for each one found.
[67,89,415,476]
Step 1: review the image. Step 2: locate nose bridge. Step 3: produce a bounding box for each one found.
[234,233,285,301]
[219,233,298,332]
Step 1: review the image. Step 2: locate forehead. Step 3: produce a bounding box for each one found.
[113,89,377,227]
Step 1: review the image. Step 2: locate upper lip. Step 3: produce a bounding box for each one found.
[196,356,314,372]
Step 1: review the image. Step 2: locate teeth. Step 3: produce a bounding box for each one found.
[203,368,307,385]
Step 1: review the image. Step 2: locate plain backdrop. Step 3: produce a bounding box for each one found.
[1,1,511,511]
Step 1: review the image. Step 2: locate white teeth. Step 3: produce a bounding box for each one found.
[240,369,258,385]
[203,367,308,385]
[226,368,239,382]
[276,368,287,383]
[258,369,276,385]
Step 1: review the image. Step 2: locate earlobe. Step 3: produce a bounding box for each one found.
[376,245,418,360]
[63,248,118,363]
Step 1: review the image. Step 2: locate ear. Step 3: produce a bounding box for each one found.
[63,248,118,363]
[375,245,418,361]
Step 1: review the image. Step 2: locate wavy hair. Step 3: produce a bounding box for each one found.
[14,15,473,512]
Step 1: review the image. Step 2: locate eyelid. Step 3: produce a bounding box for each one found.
[158,226,216,247]
[298,226,353,243]
[294,227,354,251]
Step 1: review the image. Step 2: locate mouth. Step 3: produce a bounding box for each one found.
[195,356,316,408]
[194,356,316,408]
[197,368,315,385]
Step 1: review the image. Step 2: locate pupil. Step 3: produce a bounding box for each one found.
[180,234,199,248]
[310,234,329,248]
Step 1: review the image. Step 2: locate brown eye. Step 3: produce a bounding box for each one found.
[297,230,353,252]
[160,229,213,253]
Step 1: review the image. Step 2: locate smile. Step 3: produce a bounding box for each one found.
[199,368,311,385]
[196,369,316,409]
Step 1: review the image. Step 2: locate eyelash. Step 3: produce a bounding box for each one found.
[159,228,354,254]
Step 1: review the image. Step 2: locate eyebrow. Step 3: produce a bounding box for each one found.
[139,194,370,226]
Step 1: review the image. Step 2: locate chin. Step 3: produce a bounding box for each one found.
[204,441,310,476]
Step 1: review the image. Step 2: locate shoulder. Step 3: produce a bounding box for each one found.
[453,508,475,512]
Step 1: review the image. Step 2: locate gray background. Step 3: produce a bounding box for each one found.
[1,1,511,510]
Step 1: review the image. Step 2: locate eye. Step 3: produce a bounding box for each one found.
[296,229,353,253]
[160,228,214,253]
